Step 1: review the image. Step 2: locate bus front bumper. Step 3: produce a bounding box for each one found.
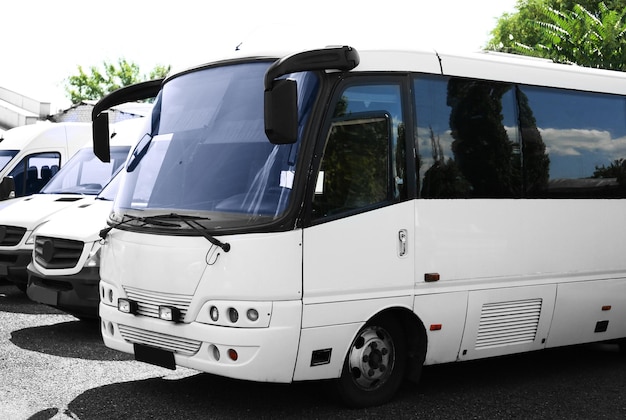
[99,300,302,383]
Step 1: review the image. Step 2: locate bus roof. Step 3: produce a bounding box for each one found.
[176,46,626,97]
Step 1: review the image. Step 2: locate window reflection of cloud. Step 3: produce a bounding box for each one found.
[539,127,626,158]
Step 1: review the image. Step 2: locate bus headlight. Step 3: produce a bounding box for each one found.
[118,298,138,314]
[159,305,182,322]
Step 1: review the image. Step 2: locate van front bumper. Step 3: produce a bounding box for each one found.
[27,264,100,318]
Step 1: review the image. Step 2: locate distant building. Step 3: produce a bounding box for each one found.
[0,87,152,135]
[50,100,153,123]
[0,87,50,133]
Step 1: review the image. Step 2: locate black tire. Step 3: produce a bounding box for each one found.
[336,316,407,408]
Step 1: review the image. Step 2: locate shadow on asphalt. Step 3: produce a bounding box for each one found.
[66,374,344,419]
[10,320,133,361]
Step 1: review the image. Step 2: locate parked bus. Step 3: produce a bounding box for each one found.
[92,46,626,407]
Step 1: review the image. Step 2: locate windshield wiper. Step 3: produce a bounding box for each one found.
[99,213,231,253]
[166,213,231,252]
[99,213,181,239]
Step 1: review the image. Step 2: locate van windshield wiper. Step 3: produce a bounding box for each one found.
[99,212,231,252]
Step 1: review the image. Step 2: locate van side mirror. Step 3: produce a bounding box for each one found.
[264,79,298,144]
[0,176,15,200]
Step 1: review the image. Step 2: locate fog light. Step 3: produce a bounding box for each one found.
[209,306,219,322]
[228,308,239,323]
[246,308,259,322]
[118,298,138,314]
[159,305,181,322]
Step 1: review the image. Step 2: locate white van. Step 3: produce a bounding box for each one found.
[0,122,90,199]
[26,172,119,318]
[0,117,147,291]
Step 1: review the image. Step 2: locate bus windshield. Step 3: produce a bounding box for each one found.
[114,61,319,230]
[41,146,131,195]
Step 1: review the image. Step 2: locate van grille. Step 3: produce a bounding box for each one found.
[476,298,542,349]
[118,324,201,355]
[34,235,85,269]
[124,286,193,321]
[0,225,27,246]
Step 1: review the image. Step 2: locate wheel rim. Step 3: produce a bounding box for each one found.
[347,325,395,391]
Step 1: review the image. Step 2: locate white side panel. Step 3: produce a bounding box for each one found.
[548,278,626,347]
[303,201,415,306]
[414,199,626,286]
[459,285,556,360]
[413,292,468,365]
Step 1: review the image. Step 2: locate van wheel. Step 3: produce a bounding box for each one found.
[336,316,407,408]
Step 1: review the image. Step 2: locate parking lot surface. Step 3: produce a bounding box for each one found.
[2,281,626,420]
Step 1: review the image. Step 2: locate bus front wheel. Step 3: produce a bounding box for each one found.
[336,316,407,408]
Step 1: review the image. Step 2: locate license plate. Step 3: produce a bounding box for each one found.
[134,344,176,370]
[27,283,58,305]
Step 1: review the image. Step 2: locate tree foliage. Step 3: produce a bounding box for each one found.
[487,0,626,70]
[64,58,171,104]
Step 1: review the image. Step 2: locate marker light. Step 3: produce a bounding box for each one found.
[246,308,259,322]
[209,306,219,322]
[228,308,239,323]
[159,305,181,322]
[228,349,239,361]
[118,298,138,314]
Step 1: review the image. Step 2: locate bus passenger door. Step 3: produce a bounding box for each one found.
[297,82,415,379]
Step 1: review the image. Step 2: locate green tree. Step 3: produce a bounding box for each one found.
[64,58,170,104]
[487,1,626,70]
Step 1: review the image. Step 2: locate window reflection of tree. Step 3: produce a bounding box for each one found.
[517,86,550,196]
[419,78,551,199]
[313,118,389,217]
[447,79,520,198]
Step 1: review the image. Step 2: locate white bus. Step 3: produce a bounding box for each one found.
[92,46,626,407]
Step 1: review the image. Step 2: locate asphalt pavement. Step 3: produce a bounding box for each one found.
[2,280,626,420]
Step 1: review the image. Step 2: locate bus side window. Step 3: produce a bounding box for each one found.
[313,116,390,218]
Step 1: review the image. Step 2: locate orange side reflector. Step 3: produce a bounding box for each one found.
[425,273,440,282]
[430,324,442,331]
[602,305,612,311]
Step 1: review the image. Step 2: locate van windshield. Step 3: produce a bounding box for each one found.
[41,146,130,195]
[0,150,19,172]
[114,61,319,230]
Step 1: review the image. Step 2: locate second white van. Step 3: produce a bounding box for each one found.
[0,121,91,199]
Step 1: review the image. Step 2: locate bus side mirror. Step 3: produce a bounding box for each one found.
[0,176,15,200]
[93,111,111,162]
[264,79,298,144]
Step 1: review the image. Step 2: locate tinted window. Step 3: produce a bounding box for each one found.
[414,75,520,198]
[519,86,626,198]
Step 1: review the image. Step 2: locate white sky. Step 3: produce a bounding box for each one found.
[2,0,518,112]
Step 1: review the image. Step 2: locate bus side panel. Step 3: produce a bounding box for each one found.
[547,278,626,348]
[458,285,556,361]
[413,292,468,365]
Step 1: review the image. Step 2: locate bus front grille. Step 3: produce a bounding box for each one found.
[123,286,193,321]
[118,324,201,356]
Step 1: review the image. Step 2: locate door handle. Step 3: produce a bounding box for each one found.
[398,229,408,257]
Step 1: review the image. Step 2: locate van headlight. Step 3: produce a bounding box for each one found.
[84,242,101,268]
